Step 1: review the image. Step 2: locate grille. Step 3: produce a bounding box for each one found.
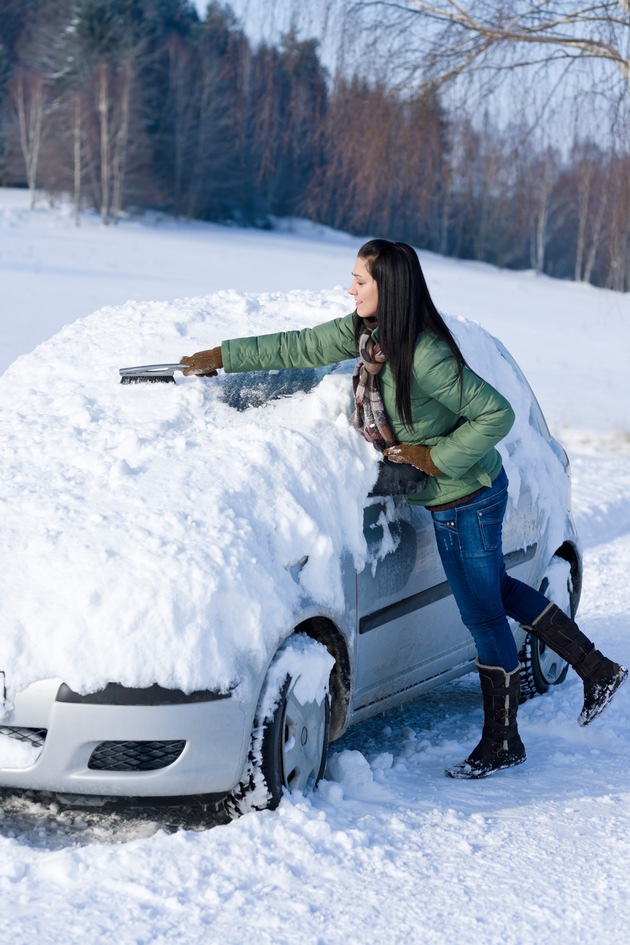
[87,740,186,771]
[0,726,47,748]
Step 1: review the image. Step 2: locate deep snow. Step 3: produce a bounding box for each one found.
[1,189,630,945]
[0,286,570,705]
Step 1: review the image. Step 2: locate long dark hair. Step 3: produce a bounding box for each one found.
[354,239,467,428]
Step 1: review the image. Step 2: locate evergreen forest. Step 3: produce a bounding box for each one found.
[2,0,629,290]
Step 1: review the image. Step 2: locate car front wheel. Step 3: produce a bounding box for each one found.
[519,555,574,699]
[227,634,333,817]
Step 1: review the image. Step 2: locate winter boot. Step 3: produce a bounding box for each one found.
[445,661,526,779]
[529,602,628,726]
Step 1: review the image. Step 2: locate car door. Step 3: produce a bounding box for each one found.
[353,496,473,711]
[353,473,540,713]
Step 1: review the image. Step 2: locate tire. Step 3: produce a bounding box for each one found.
[519,555,573,700]
[226,634,332,817]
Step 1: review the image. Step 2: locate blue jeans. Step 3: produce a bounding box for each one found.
[431,467,549,671]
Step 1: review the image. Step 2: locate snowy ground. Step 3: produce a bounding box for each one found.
[1,189,630,944]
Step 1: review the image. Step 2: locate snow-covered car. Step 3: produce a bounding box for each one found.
[0,292,581,813]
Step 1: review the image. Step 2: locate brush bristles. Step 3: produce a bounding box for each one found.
[120,375,176,385]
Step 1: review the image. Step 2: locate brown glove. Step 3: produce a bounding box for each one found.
[180,345,223,377]
[384,444,443,476]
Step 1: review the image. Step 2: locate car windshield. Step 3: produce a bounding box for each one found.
[494,340,551,440]
[216,362,354,411]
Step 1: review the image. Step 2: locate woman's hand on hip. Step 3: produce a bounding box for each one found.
[384,444,443,476]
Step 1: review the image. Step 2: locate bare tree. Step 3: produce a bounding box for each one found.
[110,56,134,221]
[530,148,557,274]
[95,61,111,223]
[71,91,88,225]
[186,51,217,218]
[162,35,198,214]
[582,183,609,284]
[362,1,630,95]
[58,0,152,223]
[1,0,69,204]
[89,55,139,223]
[8,68,47,206]
[568,140,608,282]
[305,78,396,233]
[602,153,630,289]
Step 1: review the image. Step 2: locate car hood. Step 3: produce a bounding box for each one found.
[0,290,378,705]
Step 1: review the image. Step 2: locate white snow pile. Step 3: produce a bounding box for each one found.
[0,288,568,703]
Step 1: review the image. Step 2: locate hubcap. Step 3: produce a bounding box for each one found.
[280,683,327,793]
[537,640,567,685]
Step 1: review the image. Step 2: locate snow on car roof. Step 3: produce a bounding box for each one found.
[0,289,569,703]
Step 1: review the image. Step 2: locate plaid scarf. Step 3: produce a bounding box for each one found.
[350,331,396,452]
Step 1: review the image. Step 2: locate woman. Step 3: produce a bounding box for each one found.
[180,239,627,780]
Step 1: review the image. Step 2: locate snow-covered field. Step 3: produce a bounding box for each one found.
[1,189,630,944]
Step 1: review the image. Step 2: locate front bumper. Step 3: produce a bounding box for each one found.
[0,679,250,798]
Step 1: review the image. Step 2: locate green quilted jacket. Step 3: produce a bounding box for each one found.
[221,312,515,507]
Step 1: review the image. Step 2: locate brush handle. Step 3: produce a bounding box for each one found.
[119,363,186,380]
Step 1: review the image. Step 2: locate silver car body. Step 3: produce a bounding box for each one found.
[0,343,581,801]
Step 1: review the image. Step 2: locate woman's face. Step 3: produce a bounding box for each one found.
[348,257,378,320]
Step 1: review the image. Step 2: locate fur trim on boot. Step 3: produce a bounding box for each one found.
[530,603,628,726]
[445,661,526,780]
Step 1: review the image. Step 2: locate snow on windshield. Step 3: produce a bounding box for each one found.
[0,289,569,704]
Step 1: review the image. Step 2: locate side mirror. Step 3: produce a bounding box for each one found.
[368,459,428,498]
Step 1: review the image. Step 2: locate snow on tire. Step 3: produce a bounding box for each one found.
[226,634,334,817]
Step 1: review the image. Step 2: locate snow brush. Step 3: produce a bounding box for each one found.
[119,363,186,385]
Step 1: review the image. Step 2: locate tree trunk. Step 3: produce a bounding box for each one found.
[582,189,607,284]
[168,42,191,213]
[97,62,111,224]
[187,56,214,219]
[112,59,133,223]
[530,154,556,274]
[14,71,45,208]
[574,169,590,282]
[73,94,83,226]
